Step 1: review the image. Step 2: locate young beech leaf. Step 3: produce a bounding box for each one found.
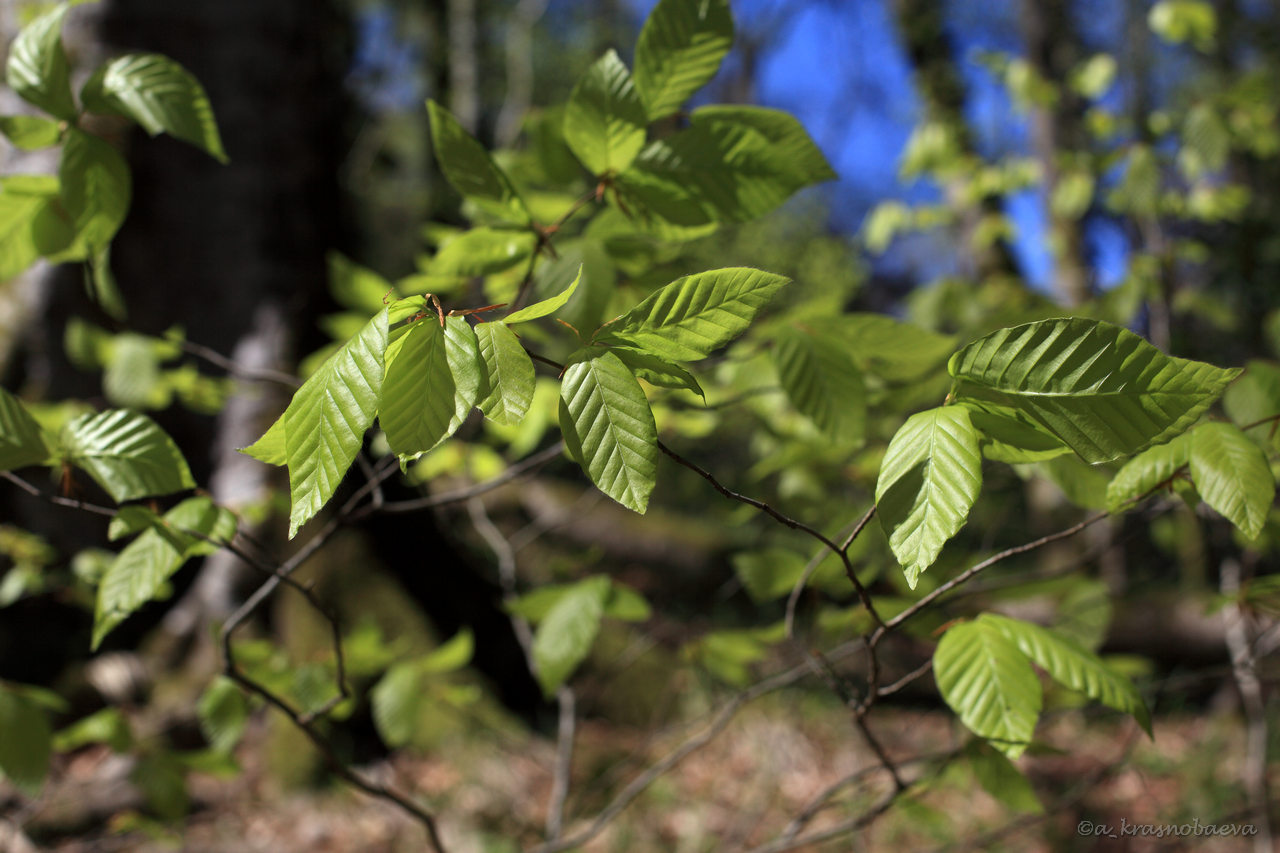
[963,401,1072,464]
[58,129,132,254]
[93,496,237,649]
[476,322,536,426]
[933,619,1041,760]
[427,99,529,223]
[772,326,866,443]
[563,49,648,176]
[0,115,62,150]
[559,350,658,512]
[532,575,611,696]
[979,613,1151,736]
[598,267,789,361]
[610,346,704,399]
[690,105,836,186]
[430,227,535,278]
[81,53,227,163]
[1105,431,1192,511]
[0,386,51,472]
[62,409,195,503]
[1189,422,1275,539]
[5,3,76,121]
[503,266,581,324]
[241,412,287,467]
[379,316,484,462]
[283,310,388,537]
[876,406,983,588]
[633,0,733,121]
[950,318,1240,463]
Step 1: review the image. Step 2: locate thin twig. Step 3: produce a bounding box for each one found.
[372,441,564,515]
[179,339,301,387]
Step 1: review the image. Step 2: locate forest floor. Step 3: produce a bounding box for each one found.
[3,692,1268,853]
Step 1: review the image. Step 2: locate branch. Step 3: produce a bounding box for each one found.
[372,441,565,516]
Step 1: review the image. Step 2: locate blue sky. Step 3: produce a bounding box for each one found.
[353,0,1144,293]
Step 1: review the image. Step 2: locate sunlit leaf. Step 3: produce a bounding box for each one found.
[62,409,195,503]
[559,349,658,512]
[980,613,1151,735]
[476,322,536,426]
[599,267,789,361]
[564,49,648,175]
[772,326,866,443]
[427,99,529,223]
[876,406,983,588]
[5,3,76,120]
[0,386,51,471]
[934,619,1041,759]
[82,53,227,162]
[950,318,1238,463]
[1189,422,1275,539]
[634,0,733,120]
[532,575,610,695]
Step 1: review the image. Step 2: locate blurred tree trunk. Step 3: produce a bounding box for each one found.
[890,0,1022,283]
[1019,0,1091,306]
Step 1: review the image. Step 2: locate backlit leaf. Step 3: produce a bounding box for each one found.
[476,322,535,426]
[559,350,658,512]
[634,0,733,121]
[950,318,1238,463]
[934,619,1041,759]
[427,99,529,223]
[0,386,51,471]
[82,53,227,162]
[1105,431,1192,511]
[564,49,648,175]
[876,406,983,588]
[62,409,195,503]
[532,575,610,696]
[5,3,76,120]
[980,613,1151,735]
[599,267,789,361]
[772,326,866,443]
[283,310,388,536]
[1189,422,1275,539]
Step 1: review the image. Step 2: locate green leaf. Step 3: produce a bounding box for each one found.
[81,53,227,162]
[964,402,1072,464]
[1105,432,1192,511]
[370,661,422,747]
[1223,360,1280,445]
[605,582,651,622]
[241,413,287,467]
[532,575,610,696]
[599,267,789,361]
[379,316,481,460]
[476,322,535,426]
[52,707,132,753]
[5,3,76,120]
[420,629,474,675]
[196,677,248,754]
[0,115,62,150]
[610,346,704,399]
[980,613,1151,736]
[824,313,957,381]
[691,105,836,185]
[0,386,51,471]
[1189,422,1275,539]
[617,121,821,227]
[508,579,648,623]
[934,619,1041,759]
[564,49,648,175]
[62,409,195,502]
[1025,454,1110,511]
[92,497,236,649]
[0,176,75,280]
[634,0,733,121]
[430,227,536,278]
[559,350,659,512]
[772,326,866,443]
[327,251,392,313]
[283,310,388,537]
[502,267,581,325]
[949,318,1240,463]
[876,406,983,588]
[426,99,529,223]
[965,740,1042,814]
[0,685,52,794]
[58,129,131,252]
